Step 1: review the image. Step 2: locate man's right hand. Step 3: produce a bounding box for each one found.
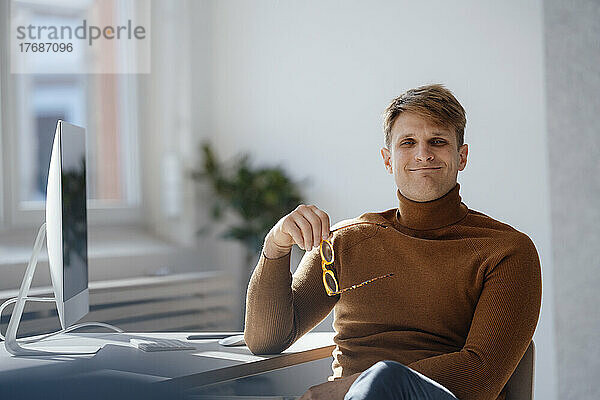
[263,204,331,259]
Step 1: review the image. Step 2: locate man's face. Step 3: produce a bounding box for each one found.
[381,112,468,202]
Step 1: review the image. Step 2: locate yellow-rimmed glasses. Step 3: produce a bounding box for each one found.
[320,222,394,296]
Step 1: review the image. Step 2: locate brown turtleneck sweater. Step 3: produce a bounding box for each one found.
[244,183,542,400]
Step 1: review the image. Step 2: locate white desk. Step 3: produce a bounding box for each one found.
[0,331,335,400]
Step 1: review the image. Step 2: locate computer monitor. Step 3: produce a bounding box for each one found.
[4,121,110,356]
[45,120,89,329]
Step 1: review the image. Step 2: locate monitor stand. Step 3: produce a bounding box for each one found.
[4,223,121,356]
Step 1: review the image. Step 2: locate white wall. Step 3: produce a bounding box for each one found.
[544,1,600,398]
[140,0,197,246]
[199,1,556,398]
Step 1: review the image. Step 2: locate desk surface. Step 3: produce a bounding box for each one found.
[0,331,336,399]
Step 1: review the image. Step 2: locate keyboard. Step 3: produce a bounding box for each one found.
[130,338,196,352]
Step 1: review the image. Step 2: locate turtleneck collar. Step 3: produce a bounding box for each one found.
[395,183,468,231]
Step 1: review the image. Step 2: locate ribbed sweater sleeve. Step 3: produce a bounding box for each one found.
[406,235,542,400]
[244,247,338,354]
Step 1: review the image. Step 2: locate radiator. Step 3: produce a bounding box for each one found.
[0,271,236,337]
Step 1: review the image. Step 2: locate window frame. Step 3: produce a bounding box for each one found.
[0,0,10,231]
[0,0,143,230]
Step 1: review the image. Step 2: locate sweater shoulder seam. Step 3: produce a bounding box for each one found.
[450,224,484,267]
[335,226,385,276]
[337,225,384,257]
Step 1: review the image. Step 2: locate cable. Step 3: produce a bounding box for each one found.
[0,297,55,340]
[19,321,124,344]
[1,295,123,344]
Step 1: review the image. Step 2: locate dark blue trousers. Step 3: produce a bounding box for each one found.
[344,360,458,400]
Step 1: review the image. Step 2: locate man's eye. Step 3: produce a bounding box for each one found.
[400,141,414,145]
[432,139,446,145]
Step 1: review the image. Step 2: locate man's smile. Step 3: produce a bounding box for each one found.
[408,167,443,171]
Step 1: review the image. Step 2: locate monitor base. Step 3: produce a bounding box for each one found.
[3,223,121,356]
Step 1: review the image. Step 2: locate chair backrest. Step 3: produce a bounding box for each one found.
[504,341,535,400]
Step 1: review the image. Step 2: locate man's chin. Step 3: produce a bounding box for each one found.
[398,182,446,202]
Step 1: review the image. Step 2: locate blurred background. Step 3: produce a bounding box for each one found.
[0,0,598,399]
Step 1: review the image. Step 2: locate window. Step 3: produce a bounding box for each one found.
[2,0,141,228]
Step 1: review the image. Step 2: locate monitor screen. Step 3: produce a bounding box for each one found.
[60,125,88,302]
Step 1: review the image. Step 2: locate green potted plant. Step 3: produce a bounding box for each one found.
[190,142,305,282]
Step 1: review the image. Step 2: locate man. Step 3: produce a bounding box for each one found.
[244,84,542,400]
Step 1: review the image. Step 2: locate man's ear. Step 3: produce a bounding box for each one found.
[458,144,468,171]
[381,147,393,174]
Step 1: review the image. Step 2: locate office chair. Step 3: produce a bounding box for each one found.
[504,340,535,400]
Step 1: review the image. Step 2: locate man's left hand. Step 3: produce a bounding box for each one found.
[298,373,361,400]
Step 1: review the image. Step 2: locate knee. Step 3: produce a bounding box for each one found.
[368,360,412,381]
[372,360,408,371]
[346,361,413,399]
[376,360,403,367]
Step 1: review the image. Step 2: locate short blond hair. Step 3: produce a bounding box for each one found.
[383,84,466,148]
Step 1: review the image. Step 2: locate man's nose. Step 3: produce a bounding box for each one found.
[415,144,434,162]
